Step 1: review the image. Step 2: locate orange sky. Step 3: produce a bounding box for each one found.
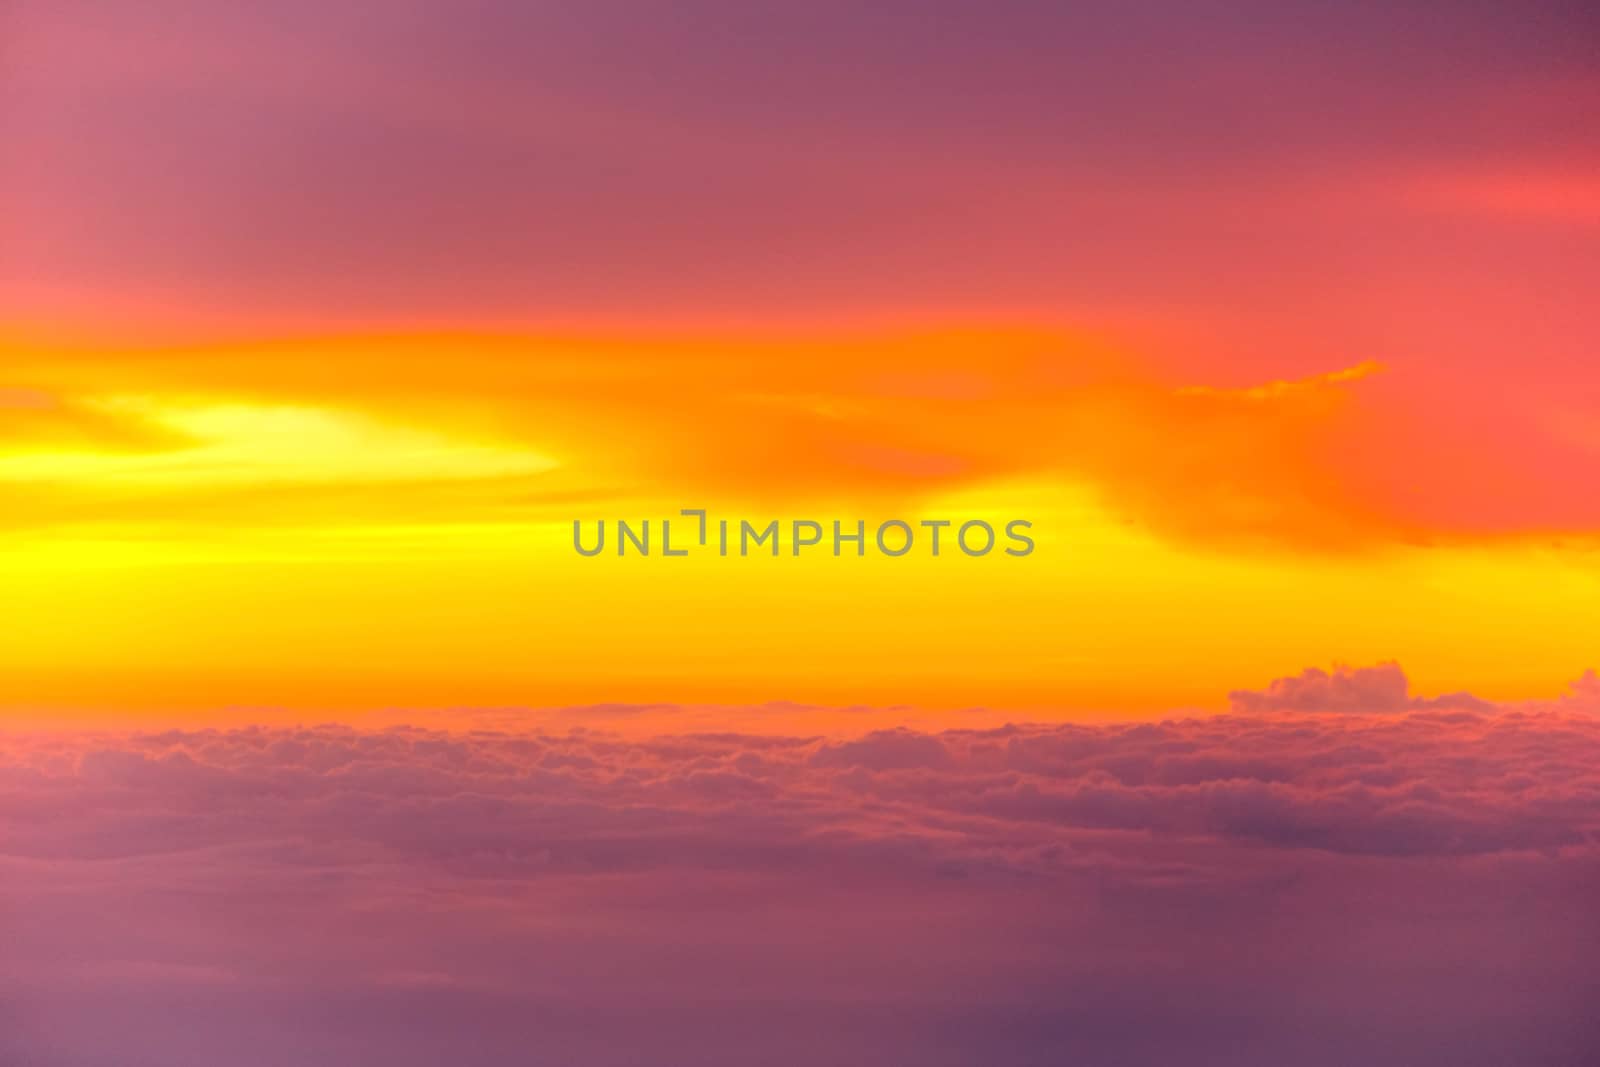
[2,1,1597,727]
[3,326,1598,726]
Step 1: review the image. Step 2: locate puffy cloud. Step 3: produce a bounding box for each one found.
[1558,669,1600,713]
[809,728,952,770]
[2,705,1598,1065]
[1231,661,1411,712]
[1230,661,1498,714]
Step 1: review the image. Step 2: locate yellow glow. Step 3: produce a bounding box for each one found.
[3,332,1598,729]
[0,397,557,486]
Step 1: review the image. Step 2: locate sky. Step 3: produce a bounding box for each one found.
[2,3,1599,1063]
[3,1,1599,722]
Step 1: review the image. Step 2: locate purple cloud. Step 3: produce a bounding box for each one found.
[3,704,1598,1065]
[1230,662,1499,714]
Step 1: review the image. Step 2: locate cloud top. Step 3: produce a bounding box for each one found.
[1230,661,1500,714]
[3,702,1598,1065]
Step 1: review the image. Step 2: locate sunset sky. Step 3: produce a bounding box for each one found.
[3,6,1599,1063]
[4,1,1598,725]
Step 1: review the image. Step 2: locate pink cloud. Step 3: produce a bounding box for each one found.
[1230,662,1498,714]
[1559,669,1600,713]
[2,700,1598,1065]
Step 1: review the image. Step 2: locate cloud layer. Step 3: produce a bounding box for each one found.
[4,704,1597,1065]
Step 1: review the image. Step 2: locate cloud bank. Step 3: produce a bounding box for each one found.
[4,700,1598,1065]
